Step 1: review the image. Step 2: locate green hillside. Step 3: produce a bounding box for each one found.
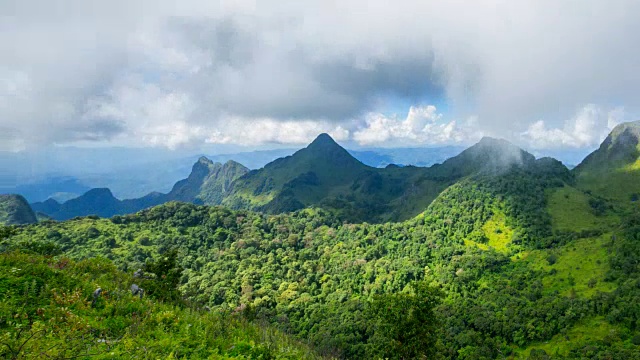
[0,194,37,225]
[574,121,640,208]
[0,238,320,359]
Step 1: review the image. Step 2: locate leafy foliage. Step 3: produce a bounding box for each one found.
[365,281,442,359]
[0,249,320,359]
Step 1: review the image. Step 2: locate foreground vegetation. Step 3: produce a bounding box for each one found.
[0,243,321,359]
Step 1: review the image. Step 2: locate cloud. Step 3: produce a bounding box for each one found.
[1,0,639,151]
[522,105,625,149]
[206,118,350,146]
[353,105,480,146]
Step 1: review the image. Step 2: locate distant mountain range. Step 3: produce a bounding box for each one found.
[5,120,638,223]
[1,146,464,203]
[30,159,248,221]
[25,135,554,222]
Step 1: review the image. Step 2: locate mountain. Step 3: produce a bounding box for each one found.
[167,157,249,204]
[30,133,569,223]
[577,121,640,169]
[32,158,249,221]
[574,120,640,204]
[222,133,368,210]
[350,145,466,168]
[0,194,38,225]
[33,188,122,220]
[220,134,554,222]
[433,137,536,177]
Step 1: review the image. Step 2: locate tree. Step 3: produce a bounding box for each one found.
[365,281,442,359]
[142,248,184,303]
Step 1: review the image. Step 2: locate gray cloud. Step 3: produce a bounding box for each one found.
[1,0,639,151]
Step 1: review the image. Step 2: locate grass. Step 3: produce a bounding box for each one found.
[515,317,619,358]
[463,210,513,254]
[577,168,640,209]
[517,234,616,297]
[547,186,616,232]
[482,210,513,253]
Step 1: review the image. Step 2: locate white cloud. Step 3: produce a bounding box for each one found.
[205,117,350,146]
[522,105,626,149]
[353,105,480,146]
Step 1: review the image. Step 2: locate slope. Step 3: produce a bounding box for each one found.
[0,246,320,359]
[222,134,545,223]
[574,120,640,207]
[0,194,37,225]
[168,157,249,204]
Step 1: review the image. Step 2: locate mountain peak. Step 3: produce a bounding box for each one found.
[197,156,214,165]
[190,156,220,177]
[83,188,116,199]
[297,133,365,170]
[576,120,640,171]
[0,194,37,225]
[438,137,535,176]
[610,120,640,136]
[308,133,339,149]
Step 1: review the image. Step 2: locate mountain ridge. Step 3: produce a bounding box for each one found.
[31,133,574,223]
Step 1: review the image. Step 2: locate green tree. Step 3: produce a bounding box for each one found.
[141,248,184,303]
[366,281,442,359]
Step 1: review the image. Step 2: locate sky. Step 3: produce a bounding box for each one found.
[1,0,640,155]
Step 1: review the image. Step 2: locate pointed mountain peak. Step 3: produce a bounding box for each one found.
[576,120,640,171]
[298,133,365,168]
[308,133,339,149]
[197,156,214,165]
[191,156,220,175]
